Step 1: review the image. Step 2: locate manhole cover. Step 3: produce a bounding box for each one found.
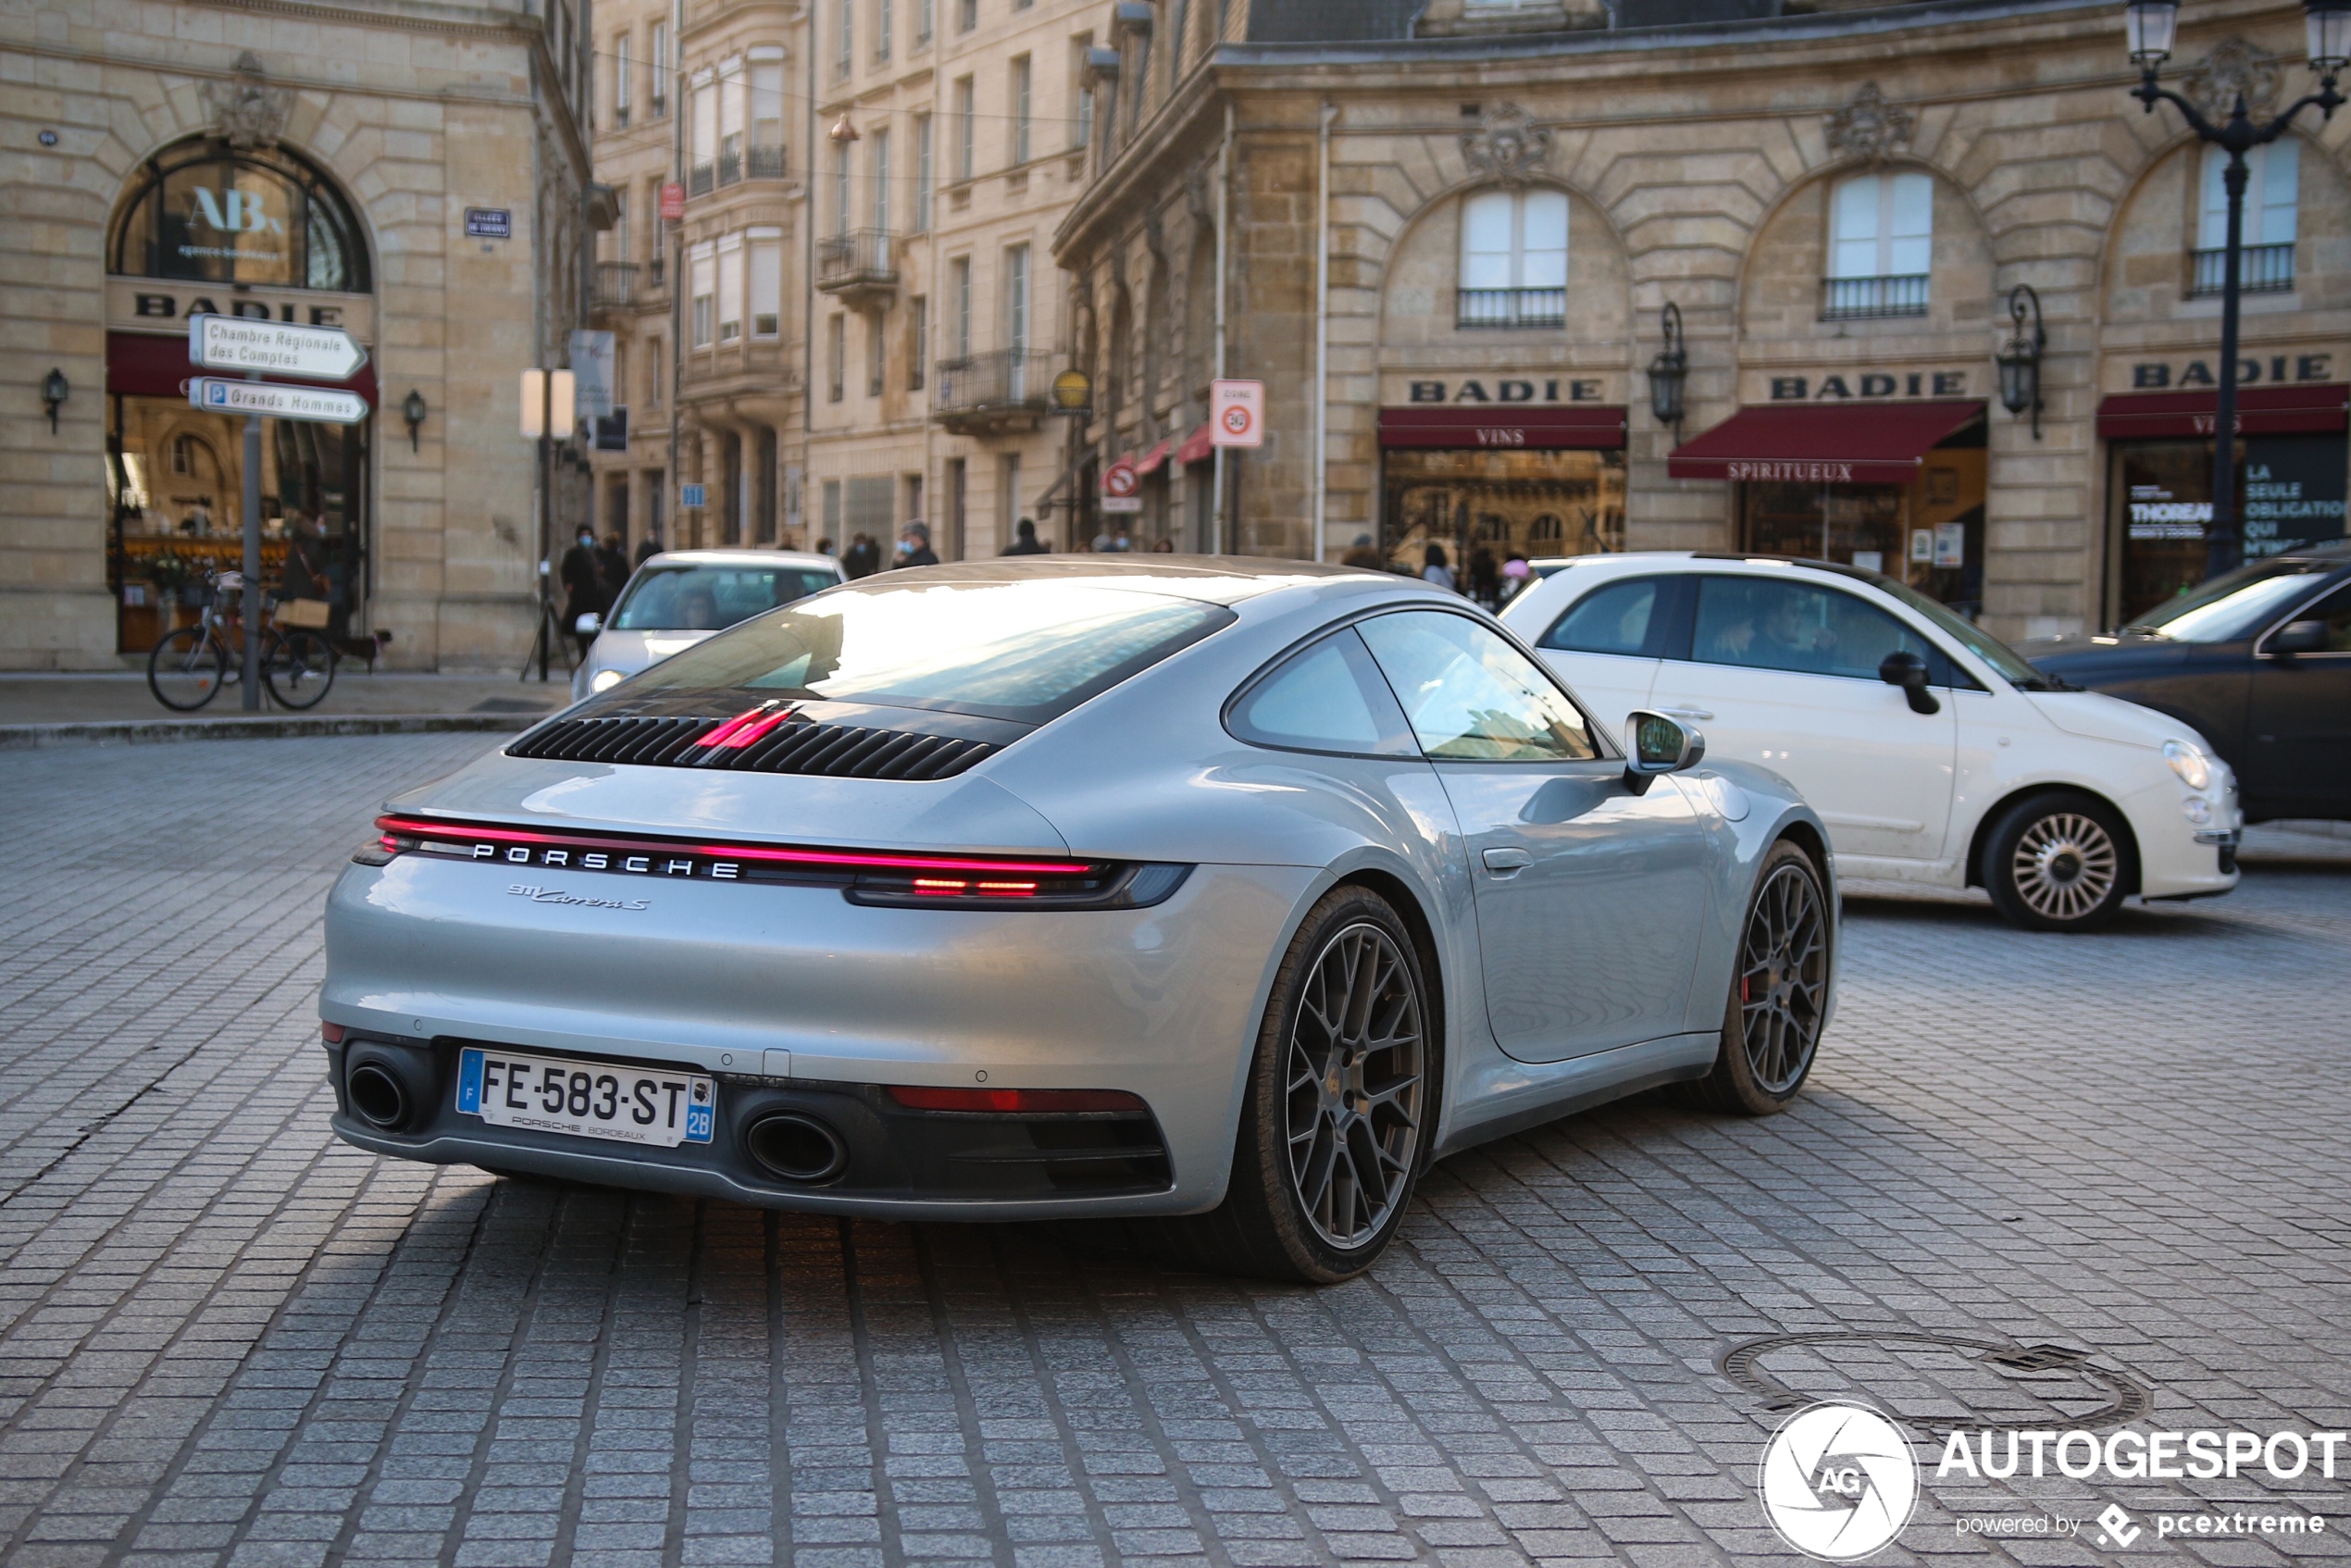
[1721,1332,2153,1431]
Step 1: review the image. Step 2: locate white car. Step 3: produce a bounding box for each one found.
[573,549,846,702]
[1500,553,2241,930]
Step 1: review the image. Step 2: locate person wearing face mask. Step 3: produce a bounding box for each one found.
[559,525,607,657]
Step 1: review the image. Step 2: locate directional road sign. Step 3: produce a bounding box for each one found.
[189,316,369,381]
[189,378,370,425]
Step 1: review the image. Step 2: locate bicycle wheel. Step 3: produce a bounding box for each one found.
[264,629,337,709]
[147,627,228,711]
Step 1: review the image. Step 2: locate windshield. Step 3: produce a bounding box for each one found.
[631,579,1235,724]
[611,565,841,631]
[1870,575,2058,690]
[2121,558,2335,641]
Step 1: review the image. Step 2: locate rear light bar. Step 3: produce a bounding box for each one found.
[885,1085,1149,1114]
[361,815,1190,910]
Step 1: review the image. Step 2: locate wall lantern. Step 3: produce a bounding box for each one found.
[1646,303,1686,435]
[402,389,429,452]
[42,367,68,434]
[1994,284,2045,439]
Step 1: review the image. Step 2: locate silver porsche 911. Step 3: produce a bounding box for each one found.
[323,559,1836,1282]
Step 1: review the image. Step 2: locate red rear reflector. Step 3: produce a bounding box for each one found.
[321,1023,347,1044]
[885,1085,1149,1114]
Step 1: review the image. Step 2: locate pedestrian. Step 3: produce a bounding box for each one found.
[1001,517,1049,555]
[633,529,663,567]
[279,511,326,604]
[559,525,606,654]
[815,536,838,558]
[897,521,939,567]
[1499,551,1533,604]
[1111,526,1133,553]
[1340,532,1382,570]
[596,531,630,604]
[1421,541,1456,594]
[842,532,882,578]
[1090,520,1118,553]
[1468,544,1499,609]
[1150,537,1175,553]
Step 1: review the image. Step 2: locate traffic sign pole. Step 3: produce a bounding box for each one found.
[242,395,264,711]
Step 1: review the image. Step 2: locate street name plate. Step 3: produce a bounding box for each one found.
[189,378,370,425]
[188,315,368,380]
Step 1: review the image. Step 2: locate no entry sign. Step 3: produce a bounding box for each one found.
[1212,380,1264,448]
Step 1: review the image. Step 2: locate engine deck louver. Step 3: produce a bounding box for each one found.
[506,715,999,781]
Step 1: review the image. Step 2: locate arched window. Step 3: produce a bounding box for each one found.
[111,139,369,292]
[2196,142,2298,293]
[1457,187,1567,329]
[1529,513,1563,542]
[1824,170,1930,318]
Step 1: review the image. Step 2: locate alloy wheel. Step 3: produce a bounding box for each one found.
[1284,921,1425,1251]
[2009,811,2120,924]
[1736,863,1826,1094]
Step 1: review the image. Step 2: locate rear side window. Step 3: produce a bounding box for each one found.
[1691,576,1949,683]
[1227,630,1415,756]
[1539,577,1672,656]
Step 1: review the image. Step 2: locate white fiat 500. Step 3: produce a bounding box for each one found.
[573,549,846,703]
[1500,554,2241,930]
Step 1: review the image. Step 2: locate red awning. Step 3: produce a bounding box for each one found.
[106,330,379,407]
[2096,383,2348,439]
[1133,439,1173,476]
[1667,400,1981,484]
[1175,423,1213,466]
[1378,405,1624,450]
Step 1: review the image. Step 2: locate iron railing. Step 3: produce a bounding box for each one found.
[1455,287,1566,330]
[933,349,1055,417]
[1821,274,1930,319]
[816,229,896,291]
[748,143,787,179]
[717,149,740,186]
[2190,243,2295,296]
[689,161,714,196]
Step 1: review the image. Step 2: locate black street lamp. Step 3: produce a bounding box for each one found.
[2128,0,2349,579]
[1647,302,1687,437]
[402,389,429,452]
[1994,284,2045,439]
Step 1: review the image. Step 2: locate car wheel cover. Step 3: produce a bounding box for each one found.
[1737,863,1826,1095]
[1285,921,1425,1252]
[2009,811,2119,923]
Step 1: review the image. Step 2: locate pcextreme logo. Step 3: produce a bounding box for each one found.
[1757,1402,1920,1561]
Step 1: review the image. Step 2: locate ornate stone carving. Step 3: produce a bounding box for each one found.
[202,52,292,150]
[1824,83,1914,164]
[1461,103,1552,187]
[2190,38,2283,120]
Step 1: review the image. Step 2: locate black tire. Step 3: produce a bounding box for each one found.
[1688,840,1830,1115]
[1159,886,1437,1284]
[146,627,227,711]
[264,628,336,709]
[1983,791,2133,932]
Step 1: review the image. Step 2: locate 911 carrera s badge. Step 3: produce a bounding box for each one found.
[506,884,651,911]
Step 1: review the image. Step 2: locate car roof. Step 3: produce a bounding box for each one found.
[811,554,1403,606]
[640,549,842,571]
[1527,550,1907,588]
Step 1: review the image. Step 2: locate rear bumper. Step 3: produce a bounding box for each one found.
[321,855,1316,1216]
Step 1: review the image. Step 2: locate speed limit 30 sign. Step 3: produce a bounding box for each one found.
[1211,379,1264,448]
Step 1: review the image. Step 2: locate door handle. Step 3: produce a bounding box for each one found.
[1658,705,1713,721]
[1482,847,1534,876]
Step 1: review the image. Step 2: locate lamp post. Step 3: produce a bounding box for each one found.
[1647,303,1687,439]
[1994,284,2045,440]
[2127,0,2349,579]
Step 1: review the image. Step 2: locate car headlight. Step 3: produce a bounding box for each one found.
[2163,740,2211,790]
[2180,795,2213,826]
[591,668,627,693]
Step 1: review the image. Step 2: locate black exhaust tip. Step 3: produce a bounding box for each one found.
[347,1063,411,1130]
[745,1113,849,1184]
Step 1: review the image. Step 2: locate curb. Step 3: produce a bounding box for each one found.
[0,713,541,751]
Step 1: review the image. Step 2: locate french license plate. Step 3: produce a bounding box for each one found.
[455,1048,715,1148]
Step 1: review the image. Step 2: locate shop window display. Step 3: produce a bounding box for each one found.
[1737,425,1986,616]
[2111,433,2347,627]
[1381,448,1625,588]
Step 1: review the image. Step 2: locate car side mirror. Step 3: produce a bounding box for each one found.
[1878,649,1942,714]
[2271,619,2328,658]
[574,612,602,636]
[1623,709,1705,794]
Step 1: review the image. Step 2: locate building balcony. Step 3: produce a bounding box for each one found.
[748,143,787,179]
[932,349,1055,435]
[2190,243,2295,297]
[1821,274,1929,320]
[689,161,715,196]
[591,261,640,314]
[1456,286,1565,330]
[815,229,897,309]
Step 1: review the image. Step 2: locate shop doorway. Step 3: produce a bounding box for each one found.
[1738,423,1986,616]
[1381,447,1626,597]
[2108,432,2347,627]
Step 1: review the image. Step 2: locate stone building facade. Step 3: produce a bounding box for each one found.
[2,0,594,670]
[1054,0,2351,639]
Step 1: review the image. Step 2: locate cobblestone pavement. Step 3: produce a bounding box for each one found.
[1,734,2345,1568]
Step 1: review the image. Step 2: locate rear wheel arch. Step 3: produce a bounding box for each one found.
[1328,868,1447,1064]
[1966,784,2144,895]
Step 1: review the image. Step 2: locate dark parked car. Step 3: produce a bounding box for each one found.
[2021,542,2351,823]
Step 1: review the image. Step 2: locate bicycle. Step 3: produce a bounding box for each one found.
[146,571,338,712]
